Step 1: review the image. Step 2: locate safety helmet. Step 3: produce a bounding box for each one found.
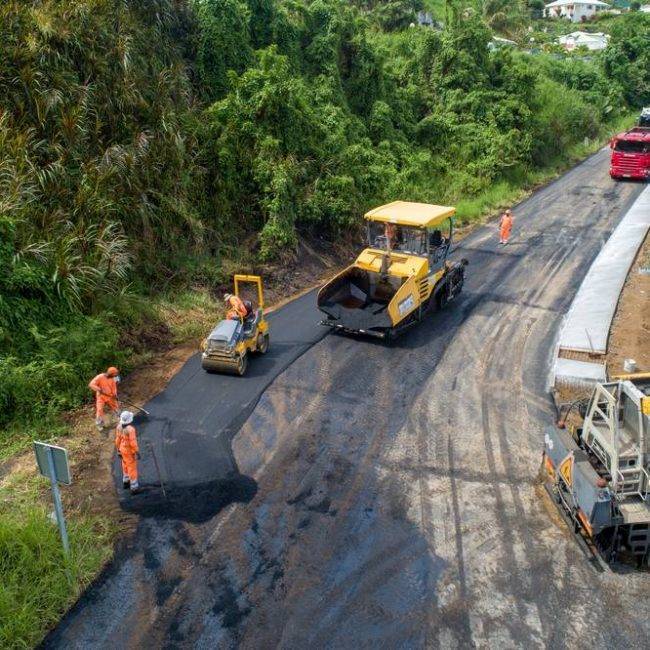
[505,209,512,215]
[120,410,134,425]
[224,293,233,302]
[107,366,119,376]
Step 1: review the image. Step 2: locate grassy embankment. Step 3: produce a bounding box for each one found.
[454,110,636,220]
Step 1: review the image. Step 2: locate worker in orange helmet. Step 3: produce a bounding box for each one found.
[224,292,249,321]
[499,209,514,245]
[115,411,140,493]
[89,366,120,431]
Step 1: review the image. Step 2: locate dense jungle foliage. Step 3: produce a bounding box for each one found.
[1,0,649,437]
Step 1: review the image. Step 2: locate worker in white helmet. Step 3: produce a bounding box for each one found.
[115,410,140,494]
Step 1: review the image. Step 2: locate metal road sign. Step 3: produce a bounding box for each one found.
[34,441,71,485]
[33,441,71,556]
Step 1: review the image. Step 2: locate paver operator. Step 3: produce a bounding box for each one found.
[115,410,140,494]
[89,366,120,430]
[499,209,513,245]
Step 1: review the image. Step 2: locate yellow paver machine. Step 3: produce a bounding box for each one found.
[317,201,468,339]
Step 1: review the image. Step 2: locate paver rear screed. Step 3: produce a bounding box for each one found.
[46,150,648,649]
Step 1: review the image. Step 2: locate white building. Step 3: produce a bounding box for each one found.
[544,0,611,22]
[558,31,610,50]
[488,36,518,51]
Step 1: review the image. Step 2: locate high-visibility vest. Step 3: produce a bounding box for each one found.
[228,295,248,318]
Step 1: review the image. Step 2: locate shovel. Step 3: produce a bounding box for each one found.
[146,441,167,499]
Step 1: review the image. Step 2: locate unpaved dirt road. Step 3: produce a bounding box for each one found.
[46,150,648,649]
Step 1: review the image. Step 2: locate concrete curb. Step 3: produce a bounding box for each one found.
[552,185,650,388]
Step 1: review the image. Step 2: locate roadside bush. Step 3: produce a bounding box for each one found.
[0,316,126,427]
[530,78,600,163]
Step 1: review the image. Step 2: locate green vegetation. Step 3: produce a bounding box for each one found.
[2,1,648,449]
[1,2,649,646]
[0,470,114,649]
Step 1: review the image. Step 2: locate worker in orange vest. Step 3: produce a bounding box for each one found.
[89,367,120,430]
[115,410,140,493]
[499,209,513,245]
[224,293,249,321]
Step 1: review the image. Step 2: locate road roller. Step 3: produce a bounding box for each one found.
[201,275,269,375]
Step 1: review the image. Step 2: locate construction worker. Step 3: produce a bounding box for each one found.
[89,367,120,430]
[384,222,397,249]
[224,292,249,321]
[499,209,513,245]
[115,410,140,494]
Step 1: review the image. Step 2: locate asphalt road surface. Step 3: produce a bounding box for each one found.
[46,149,648,649]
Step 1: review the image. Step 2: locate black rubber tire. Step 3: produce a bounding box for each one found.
[236,352,248,376]
[257,332,269,354]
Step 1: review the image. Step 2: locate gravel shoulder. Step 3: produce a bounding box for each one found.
[607,229,650,376]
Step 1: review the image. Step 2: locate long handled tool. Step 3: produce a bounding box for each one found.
[98,390,150,417]
[147,440,167,499]
[120,398,150,417]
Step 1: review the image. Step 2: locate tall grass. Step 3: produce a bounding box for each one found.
[0,505,114,649]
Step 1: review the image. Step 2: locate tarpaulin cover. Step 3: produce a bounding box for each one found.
[558,186,650,354]
[554,357,607,384]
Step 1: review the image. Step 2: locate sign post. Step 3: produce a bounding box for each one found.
[34,442,71,556]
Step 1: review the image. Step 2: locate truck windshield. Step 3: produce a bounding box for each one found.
[614,140,649,153]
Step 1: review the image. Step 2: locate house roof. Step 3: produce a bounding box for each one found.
[364,201,456,227]
[558,31,609,41]
[545,0,610,7]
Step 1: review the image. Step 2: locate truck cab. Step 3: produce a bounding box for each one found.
[609,127,650,181]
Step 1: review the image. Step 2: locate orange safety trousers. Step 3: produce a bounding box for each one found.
[96,393,118,419]
[120,453,138,483]
[115,425,139,483]
[500,216,513,241]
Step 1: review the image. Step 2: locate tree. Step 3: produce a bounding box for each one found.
[195,0,253,99]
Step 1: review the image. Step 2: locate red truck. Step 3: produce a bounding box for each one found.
[609,126,650,181]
